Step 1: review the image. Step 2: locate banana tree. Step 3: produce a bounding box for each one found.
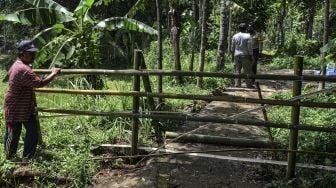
[0,0,157,70]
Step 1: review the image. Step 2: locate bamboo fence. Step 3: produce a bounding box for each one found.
[33,52,336,181]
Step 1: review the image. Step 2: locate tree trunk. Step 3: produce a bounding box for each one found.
[227,9,232,55]
[305,7,315,39]
[189,0,198,71]
[217,0,229,70]
[168,0,183,84]
[278,0,286,52]
[319,0,330,90]
[196,0,208,88]
[156,0,163,104]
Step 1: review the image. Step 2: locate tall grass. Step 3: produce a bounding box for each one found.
[0,51,229,186]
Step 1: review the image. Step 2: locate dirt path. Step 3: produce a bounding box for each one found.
[91,69,315,188]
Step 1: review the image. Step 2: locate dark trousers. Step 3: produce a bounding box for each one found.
[252,48,260,83]
[4,115,38,159]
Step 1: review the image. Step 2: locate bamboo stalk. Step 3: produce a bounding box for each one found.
[140,54,163,143]
[286,56,303,180]
[92,144,336,159]
[33,69,336,82]
[140,54,156,110]
[35,88,336,109]
[256,82,277,160]
[131,50,141,159]
[91,145,336,172]
[37,108,336,133]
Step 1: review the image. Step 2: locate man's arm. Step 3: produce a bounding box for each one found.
[41,68,61,87]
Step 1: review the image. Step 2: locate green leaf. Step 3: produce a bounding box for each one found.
[32,24,66,48]
[95,17,158,35]
[0,8,75,25]
[224,0,244,12]
[25,0,73,16]
[74,0,95,18]
[50,37,75,68]
[321,38,336,53]
[125,0,146,18]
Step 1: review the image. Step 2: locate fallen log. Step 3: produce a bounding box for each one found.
[165,131,273,148]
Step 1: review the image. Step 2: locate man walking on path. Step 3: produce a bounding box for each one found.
[3,40,61,161]
[231,23,254,88]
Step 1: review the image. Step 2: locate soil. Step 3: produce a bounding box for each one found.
[90,67,316,188]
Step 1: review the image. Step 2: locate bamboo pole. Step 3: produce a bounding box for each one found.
[35,88,336,109]
[92,144,336,159]
[33,92,44,146]
[33,69,336,82]
[139,54,156,109]
[286,56,303,180]
[36,108,336,133]
[131,50,141,159]
[256,82,277,159]
[140,53,163,143]
[166,132,272,148]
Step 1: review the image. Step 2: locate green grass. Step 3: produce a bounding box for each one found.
[0,62,222,186]
[268,87,336,166]
[0,54,9,61]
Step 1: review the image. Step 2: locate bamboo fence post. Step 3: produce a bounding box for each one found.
[286,56,303,181]
[139,53,164,143]
[33,93,44,146]
[131,50,141,159]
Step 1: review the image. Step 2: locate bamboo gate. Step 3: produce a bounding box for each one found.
[34,50,336,181]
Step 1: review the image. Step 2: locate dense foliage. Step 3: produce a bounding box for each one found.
[0,0,335,187]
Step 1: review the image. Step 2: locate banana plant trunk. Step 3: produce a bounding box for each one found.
[168,0,183,84]
[196,0,208,88]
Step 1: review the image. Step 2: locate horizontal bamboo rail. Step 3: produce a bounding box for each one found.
[93,144,336,159]
[92,144,336,172]
[37,108,336,133]
[34,69,336,82]
[35,88,336,109]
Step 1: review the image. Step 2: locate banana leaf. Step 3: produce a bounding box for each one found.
[74,0,95,18]
[49,37,75,68]
[25,0,73,16]
[125,0,146,18]
[32,24,66,48]
[95,17,157,36]
[34,36,75,68]
[0,8,75,25]
[321,38,336,53]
